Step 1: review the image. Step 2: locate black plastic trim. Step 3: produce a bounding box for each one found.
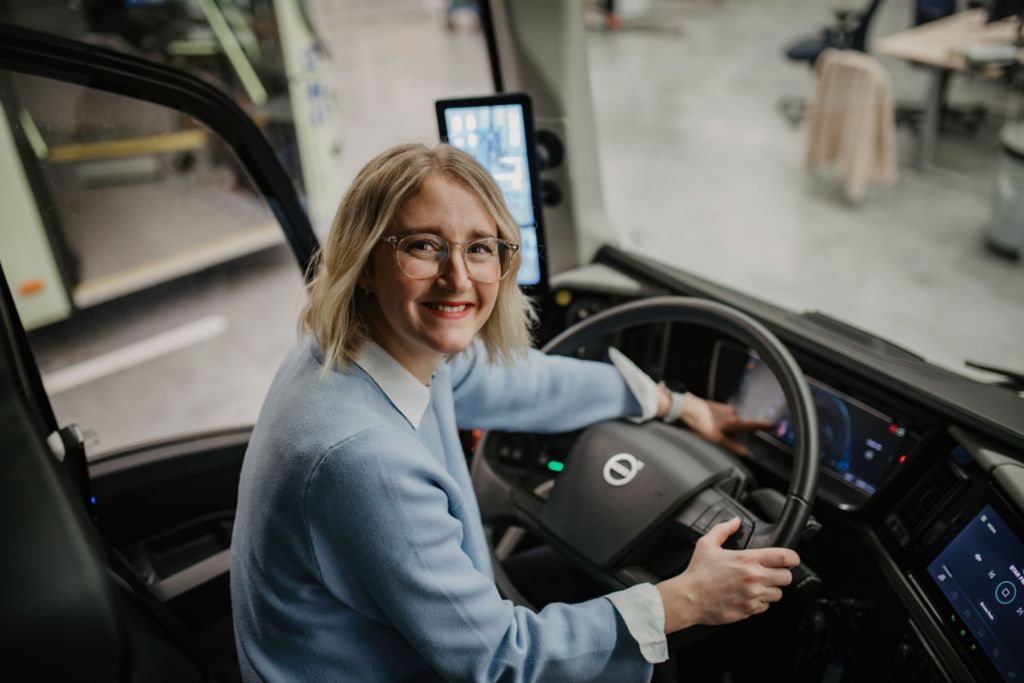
[480,1,504,93]
[858,524,974,682]
[0,262,124,679]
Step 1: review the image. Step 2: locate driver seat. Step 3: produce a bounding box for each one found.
[0,271,226,682]
[0,415,226,682]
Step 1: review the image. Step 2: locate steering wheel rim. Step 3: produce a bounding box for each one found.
[472,295,819,593]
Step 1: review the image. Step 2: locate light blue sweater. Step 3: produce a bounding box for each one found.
[231,339,654,682]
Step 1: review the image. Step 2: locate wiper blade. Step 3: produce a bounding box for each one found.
[965,360,1024,392]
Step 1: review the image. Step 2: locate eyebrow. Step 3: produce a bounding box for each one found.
[391,226,498,240]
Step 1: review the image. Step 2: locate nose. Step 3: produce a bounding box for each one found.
[436,247,472,292]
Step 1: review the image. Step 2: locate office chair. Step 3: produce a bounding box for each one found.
[779,0,886,125]
[784,0,886,66]
[781,0,986,134]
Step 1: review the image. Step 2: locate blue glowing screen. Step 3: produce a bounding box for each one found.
[443,104,541,286]
[928,505,1024,681]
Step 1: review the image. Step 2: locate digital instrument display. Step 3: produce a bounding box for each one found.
[927,504,1024,681]
[436,95,545,289]
[728,354,912,494]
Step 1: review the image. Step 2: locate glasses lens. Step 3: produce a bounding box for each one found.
[464,239,506,283]
[396,235,444,279]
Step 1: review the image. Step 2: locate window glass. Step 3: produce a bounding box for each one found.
[0,71,305,455]
[587,0,1024,377]
[0,0,345,233]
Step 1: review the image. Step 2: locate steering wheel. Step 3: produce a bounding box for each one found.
[471,296,820,612]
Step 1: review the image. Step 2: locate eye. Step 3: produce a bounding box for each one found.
[467,240,497,256]
[404,236,444,254]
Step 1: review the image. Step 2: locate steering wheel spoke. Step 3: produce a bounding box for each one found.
[671,487,764,550]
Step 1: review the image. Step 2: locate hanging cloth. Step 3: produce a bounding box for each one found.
[804,48,899,203]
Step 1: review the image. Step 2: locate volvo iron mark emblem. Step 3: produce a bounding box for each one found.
[602,453,644,487]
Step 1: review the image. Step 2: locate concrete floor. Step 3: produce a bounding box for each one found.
[21,0,1024,455]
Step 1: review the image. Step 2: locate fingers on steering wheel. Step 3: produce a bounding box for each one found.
[763,567,794,587]
[748,547,801,568]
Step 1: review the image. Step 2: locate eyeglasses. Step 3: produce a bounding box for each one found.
[381,233,519,283]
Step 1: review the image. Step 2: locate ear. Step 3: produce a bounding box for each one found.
[357,263,373,294]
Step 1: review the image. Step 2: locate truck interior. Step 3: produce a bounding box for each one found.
[1,2,1023,682]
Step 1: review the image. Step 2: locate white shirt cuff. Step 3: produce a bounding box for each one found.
[605,583,669,664]
[608,347,660,423]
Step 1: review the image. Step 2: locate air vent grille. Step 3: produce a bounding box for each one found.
[894,459,967,538]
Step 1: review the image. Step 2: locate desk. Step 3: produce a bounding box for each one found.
[874,9,1022,166]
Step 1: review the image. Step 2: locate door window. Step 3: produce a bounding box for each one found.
[0,70,306,455]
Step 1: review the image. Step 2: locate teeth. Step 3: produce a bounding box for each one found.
[427,303,467,313]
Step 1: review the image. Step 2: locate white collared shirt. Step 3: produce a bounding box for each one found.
[353,341,432,429]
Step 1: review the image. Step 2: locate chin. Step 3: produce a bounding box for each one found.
[430,336,474,356]
[421,326,477,354]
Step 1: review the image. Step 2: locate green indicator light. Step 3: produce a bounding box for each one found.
[547,460,565,473]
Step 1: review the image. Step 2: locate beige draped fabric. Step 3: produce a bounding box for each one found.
[804,48,898,203]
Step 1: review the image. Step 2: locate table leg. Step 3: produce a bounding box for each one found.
[918,68,951,168]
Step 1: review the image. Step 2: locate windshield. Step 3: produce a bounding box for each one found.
[587,0,1023,381]
[1,0,1021,456]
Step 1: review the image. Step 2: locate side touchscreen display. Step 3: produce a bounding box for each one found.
[927,504,1024,681]
[438,101,542,287]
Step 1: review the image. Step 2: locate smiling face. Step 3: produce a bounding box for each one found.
[363,173,500,384]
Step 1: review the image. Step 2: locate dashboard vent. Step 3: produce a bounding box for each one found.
[890,459,967,543]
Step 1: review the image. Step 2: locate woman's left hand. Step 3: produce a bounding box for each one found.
[678,394,773,456]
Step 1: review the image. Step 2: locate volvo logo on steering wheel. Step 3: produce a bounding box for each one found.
[602,453,645,487]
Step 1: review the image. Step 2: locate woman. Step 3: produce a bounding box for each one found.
[230,143,798,682]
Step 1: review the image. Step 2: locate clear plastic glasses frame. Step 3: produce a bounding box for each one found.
[381,233,520,283]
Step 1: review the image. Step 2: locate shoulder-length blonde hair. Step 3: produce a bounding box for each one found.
[301,143,536,371]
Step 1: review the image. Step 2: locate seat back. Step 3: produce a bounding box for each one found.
[0,266,217,682]
[785,0,887,65]
[851,0,887,52]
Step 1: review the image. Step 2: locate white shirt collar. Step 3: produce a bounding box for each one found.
[353,341,431,429]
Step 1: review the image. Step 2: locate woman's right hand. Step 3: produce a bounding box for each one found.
[656,517,800,633]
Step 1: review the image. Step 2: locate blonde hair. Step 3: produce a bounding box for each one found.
[301,143,536,371]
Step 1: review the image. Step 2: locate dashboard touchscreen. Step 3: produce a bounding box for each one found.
[927,504,1024,681]
[728,355,911,494]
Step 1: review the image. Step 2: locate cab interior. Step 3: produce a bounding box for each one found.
[2,2,1024,682]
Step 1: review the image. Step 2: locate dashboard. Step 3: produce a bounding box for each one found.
[517,256,1024,681]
